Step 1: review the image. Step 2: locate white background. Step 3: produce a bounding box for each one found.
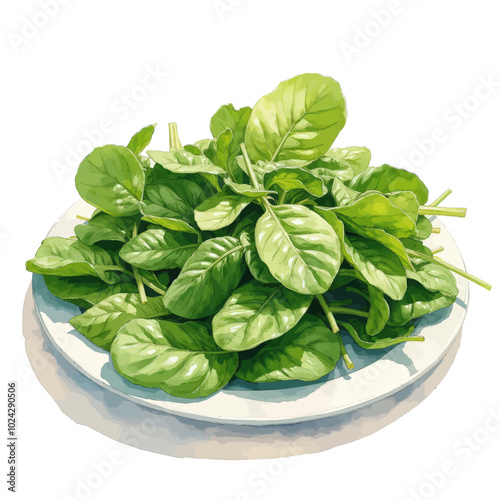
[2,1,500,499]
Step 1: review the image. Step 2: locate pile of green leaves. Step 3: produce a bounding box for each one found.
[26,73,491,399]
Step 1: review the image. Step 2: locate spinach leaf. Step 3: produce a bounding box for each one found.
[147,150,225,175]
[386,191,419,222]
[26,237,122,284]
[263,167,326,197]
[194,193,253,231]
[255,204,342,295]
[245,73,347,164]
[69,294,168,350]
[111,319,238,398]
[74,213,137,246]
[239,230,277,284]
[127,124,156,155]
[119,229,199,271]
[366,285,390,335]
[75,145,145,217]
[210,104,252,145]
[223,178,276,198]
[164,236,246,319]
[349,164,429,205]
[414,216,433,240]
[236,315,341,382]
[213,280,312,351]
[327,146,371,176]
[338,318,422,349]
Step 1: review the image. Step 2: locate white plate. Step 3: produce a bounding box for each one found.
[32,201,469,426]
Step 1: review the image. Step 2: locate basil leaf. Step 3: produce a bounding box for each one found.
[43,275,137,309]
[127,124,156,155]
[349,164,429,205]
[327,146,371,176]
[69,294,168,350]
[239,230,277,284]
[255,204,342,295]
[26,237,121,284]
[213,280,312,351]
[245,73,347,164]
[164,236,246,319]
[147,150,225,175]
[236,315,341,383]
[388,281,458,326]
[111,319,238,398]
[338,319,420,349]
[74,213,136,246]
[316,209,407,300]
[194,193,252,231]
[75,145,145,217]
[263,167,326,197]
[119,229,199,271]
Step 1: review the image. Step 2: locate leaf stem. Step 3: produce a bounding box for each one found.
[419,206,467,218]
[429,189,452,207]
[169,122,182,151]
[329,306,369,318]
[431,227,441,234]
[131,222,148,304]
[431,246,444,255]
[278,191,287,205]
[141,277,166,295]
[316,294,355,370]
[407,249,492,290]
[76,215,90,221]
[240,143,261,190]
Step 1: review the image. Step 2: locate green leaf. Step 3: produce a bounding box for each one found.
[239,230,277,284]
[263,167,326,197]
[331,177,361,206]
[349,164,429,205]
[366,285,390,335]
[127,124,156,155]
[26,237,121,284]
[255,204,342,295]
[75,145,145,217]
[315,209,407,300]
[140,180,205,235]
[43,275,137,309]
[69,294,168,350]
[211,104,252,142]
[414,216,433,240]
[164,236,246,319]
[327,146,371,176]
[386,191,419,222]
[205,128,233,171]
[119,229,199,270]
[332,192,417,239]
[111,319,238,398]
[223,178,276,198]
[194,193,252,231]
[338,319,420,350]
[213,281,312,351]
[147,150,225,175]
[245,73,347,164]
[74,213,136,246]
[388,281,457,326]
[236,315,341,383]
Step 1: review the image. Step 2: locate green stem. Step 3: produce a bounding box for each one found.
[76,215,90,221]
[429,189,453,207]
[102,265,134,277]
[277,191,287,205]
[141,277,166,295]
[407,249,492,290]
[419,206,467,217]
[316,295,354,370]
[329,306,369,318]
[431,246,444,255]
[131,222,148,304]
[431,227,441,234]
[240,143,261,190]
[169,122,182,151]
[202,173,221,193]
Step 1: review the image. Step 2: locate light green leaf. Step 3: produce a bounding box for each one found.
[127,124,156,155]
[164,236,246,319]
[414,216,433,240]
[119,229,199,270]
[331,177,361,206]
[236,315,341,383]
[75,145,145,217]
[26,237,121,284]
[255,204,342,295]
[349,164,429,204]
[74,213,136,246]
[245,73,347,164]
[239,230,277,284]
[111,319,238,398]
[194,193,252,231]
[147,150,225,175]
[69,294,168,350]
[263,167,326,197]
[213,280,312,351]
[386,191,419,222]
[327,146,371,176]
[223,178,276,198]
